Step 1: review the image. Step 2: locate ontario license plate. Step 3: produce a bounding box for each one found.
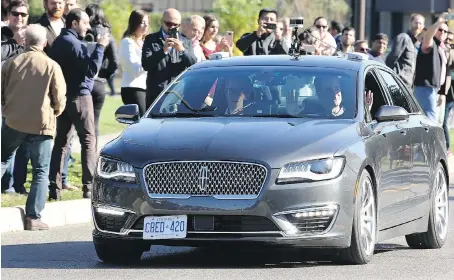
[142,215,187,240]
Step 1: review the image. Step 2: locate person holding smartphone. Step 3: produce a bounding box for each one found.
[235,8,288,56]
[200,14,232,59]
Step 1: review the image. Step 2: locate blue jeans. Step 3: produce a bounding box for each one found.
[414,86,438,122]
[443,101,454,150]
[12,143,30,193]
[62,131,75,185]
[1,125,53,219]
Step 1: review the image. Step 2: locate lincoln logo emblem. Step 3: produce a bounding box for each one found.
[198,166,209,191]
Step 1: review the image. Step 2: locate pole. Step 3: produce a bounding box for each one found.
[359,0,366,40]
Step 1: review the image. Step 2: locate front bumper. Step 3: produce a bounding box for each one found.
[91,166,358,248]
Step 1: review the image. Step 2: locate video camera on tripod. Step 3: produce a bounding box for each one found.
[287,17,308,57]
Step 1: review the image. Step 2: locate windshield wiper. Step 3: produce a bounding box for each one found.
[249,114,302,118]
[163,90,217,113]
[149,112,216,118]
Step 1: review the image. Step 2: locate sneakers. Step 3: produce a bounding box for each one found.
[24,217,49,231]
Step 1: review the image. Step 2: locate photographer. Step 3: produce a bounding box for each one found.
[142,8,197,108]
[235,8,288,55]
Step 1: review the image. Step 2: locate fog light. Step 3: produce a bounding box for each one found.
[96,206,125,216]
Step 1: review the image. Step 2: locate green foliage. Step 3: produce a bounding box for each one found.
[213,0,277,56]
[27,0,44,22]
[99,0,133,42]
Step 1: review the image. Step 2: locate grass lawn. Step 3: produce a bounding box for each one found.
[1,154,83,208]
[98,95,126,135]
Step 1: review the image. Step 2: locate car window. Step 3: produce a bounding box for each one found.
[378,69,413,113]
[365,69,390,122]
[149,66,358,119]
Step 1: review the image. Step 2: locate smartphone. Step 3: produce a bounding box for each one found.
[168,28,178,39]
[264,22,276,30]
[444,13,454,20]
[225,31,234,47]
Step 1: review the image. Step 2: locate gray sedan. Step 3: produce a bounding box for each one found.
[91,54,449,265]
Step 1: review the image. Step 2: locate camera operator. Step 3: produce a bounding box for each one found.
[235,8,289,55]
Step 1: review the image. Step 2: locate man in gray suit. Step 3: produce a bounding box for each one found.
[386,13,425,89]
[236,8,288,56]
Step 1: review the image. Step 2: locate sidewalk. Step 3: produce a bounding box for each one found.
[2,156,454,233]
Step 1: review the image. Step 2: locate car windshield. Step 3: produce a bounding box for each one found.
[148,66,358,119]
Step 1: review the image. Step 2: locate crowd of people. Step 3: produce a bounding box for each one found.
[1,0,453,230]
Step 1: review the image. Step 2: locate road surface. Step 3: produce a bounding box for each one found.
[2,185,454,280]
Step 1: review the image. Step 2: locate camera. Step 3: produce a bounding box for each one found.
[168,28,178,39]
[289,17,304,28]
[264,22,276,30]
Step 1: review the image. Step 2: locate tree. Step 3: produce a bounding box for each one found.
[99,0,133,42]
[213,0,277,56]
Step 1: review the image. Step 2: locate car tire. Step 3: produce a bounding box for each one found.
[94,242,145,264]
[339,170,377,265]
[405,162,449,249]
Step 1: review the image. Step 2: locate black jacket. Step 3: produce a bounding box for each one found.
[49,28,105,97]
[84,24,119,81]
[142,29,197,106]
[34,14,65,54]
[1,26,24,62]
[236,31,289,56]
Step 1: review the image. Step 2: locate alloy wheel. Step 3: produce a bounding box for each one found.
[360,177,376,256]
[434,168,449,240]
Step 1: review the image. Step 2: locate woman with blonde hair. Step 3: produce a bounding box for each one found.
[118,9,149,116]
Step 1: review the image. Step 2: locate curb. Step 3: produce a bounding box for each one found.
[1,199,91,233]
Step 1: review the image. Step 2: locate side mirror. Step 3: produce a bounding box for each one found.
[115,104,140,124]
[375,105,409,122]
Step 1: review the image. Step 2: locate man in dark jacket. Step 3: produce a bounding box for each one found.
[386,13,425,89]
[1,0,27,62]
[34,0,65,54]
[236,8,288,56]
[48,8,109,200]
[142,8,197,108]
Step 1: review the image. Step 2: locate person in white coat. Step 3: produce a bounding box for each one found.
[118,9,149,116]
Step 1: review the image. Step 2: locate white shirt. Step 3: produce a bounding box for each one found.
[118,37,147,89]
[49,19,64,36]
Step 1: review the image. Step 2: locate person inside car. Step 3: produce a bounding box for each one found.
[224,75,253,115]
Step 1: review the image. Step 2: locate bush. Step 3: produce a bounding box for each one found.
[99,0,133,42]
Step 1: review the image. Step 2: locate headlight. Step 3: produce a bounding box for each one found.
[276,157,345,184]
[97,156,137,183]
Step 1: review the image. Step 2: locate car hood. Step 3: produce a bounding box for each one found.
[103,117,361,169]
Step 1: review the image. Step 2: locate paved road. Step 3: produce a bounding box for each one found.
[2,186,454,280]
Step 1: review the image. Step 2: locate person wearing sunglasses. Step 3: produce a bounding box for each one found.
[311,16,337,56]
[142,8,197,108]
[414,13,450,123]
[1,0,28,62]
[354,40,369,54]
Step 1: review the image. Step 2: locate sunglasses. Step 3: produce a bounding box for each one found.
[438,28,448,34]
[163,20,180,28]
[316,24,328,29]
[359,47,369,53]
[10,11,28,17]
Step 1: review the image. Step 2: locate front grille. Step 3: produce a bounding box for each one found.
[143,161,267,198]
[94,212,130,232]
[132,215,279,232]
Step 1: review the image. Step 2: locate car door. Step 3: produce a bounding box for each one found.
[363,68,409,228]
[376,68,429,222]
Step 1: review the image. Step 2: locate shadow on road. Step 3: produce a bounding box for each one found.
[1,241,411,269]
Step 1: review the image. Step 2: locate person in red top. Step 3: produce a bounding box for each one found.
[200,14,232,59]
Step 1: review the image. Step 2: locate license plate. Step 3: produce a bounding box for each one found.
[142,215,187,240]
